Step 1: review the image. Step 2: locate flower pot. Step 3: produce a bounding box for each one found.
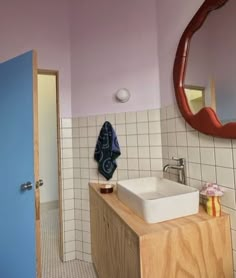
[206,196,221,217]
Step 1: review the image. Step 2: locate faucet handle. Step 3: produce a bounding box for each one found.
[172,157,185,165]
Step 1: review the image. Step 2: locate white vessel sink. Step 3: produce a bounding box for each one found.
[117,177,199,223]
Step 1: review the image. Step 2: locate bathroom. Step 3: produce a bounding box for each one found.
[1,0,236,277]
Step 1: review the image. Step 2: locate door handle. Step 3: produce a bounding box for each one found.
[36,179,44,189]
[21,181,33,191]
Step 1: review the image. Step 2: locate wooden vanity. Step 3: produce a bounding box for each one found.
[89,183,233,278]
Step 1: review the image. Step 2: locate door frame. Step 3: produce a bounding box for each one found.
[37,69,63,270]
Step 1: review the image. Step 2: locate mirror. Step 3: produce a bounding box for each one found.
[173,0,236,138]
[185,0,235,124]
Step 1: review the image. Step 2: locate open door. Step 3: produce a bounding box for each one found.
[0,51,41,278]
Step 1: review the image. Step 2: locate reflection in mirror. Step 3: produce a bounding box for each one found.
[184,0,235,124]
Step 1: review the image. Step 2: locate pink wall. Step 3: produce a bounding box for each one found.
[156,0,204,107]
[70,0,160,117]
[0,0,72,117]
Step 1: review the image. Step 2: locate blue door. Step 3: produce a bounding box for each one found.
[0,51,38,278]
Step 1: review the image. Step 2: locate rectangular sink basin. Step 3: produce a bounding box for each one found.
[117,177,199,223]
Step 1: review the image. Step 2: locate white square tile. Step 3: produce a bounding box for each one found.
[200,148,215,165]
[137,123,149,134]
[201,164,216,182]
[116,113,126,124]
[216,167,234,188]
[148,109,160,122]
[65,252,76,261]
[166,105,176,119]
[63,179,74,189]
[138,135,149,146]
[233,149,236,168]
[88,137,97,148]
[176,132,187,147]
[117,170,128,180]
[79,127,87,137]
[87,116,96,126]
[62,138,73,149]
[128,170,140,179]
[83,242,91,254]
[81,169,89,179]
[161,120,167,133]
[127,147,138,158]
[187,131,199,147]
[160,107,167,121]
[168,147,178,159]
[177,147,188,160]
[64,220,75,231]
[87,127,97,137]
[80,158,89,168]
[62,128,72,138]
[221,187,236,209]
[167,119,176,133]
[125,112,137,123]
[76,241,83,252]
[63,168,73,179]
[137,110,148,122]
[79,138,88,148]
[116,124,126,136]
[72,118,79,128]
[64,189,74,200]
[199,133,214,147]
[175,117,186,132]
[61,118,72,128]
[128,159,139,170]
[96,115,105,126]
[127,135,138,147]
[167,133,177,147]
[80,148,89,158]
[150,146,162,158]
[64,209,74,221]
[222,206,236,230]
[64,199,75,210]
[105,114,115,125]
[188,163,201,180]
[138,146,150,158]
[139,170,151,178]
[161,133,168,146]
[65,231,75,242]
[126,123,137,135]
[215,148,233,168]
[62,158,73,169]
[150,159,162,171]
[139,159,150,171]
[188,147,200,163]
[149,121,161,134]
[214,138,232,148]
[78,117,88,127]
[83,253,92,263]
[118,159,128,170]
[117,135,126,147]
[72,138,79,148]
[150,134,162,146]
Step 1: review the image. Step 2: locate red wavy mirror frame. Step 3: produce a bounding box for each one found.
[173,0,236,138]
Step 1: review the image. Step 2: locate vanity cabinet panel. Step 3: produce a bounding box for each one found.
[90,187,140,278]
[90,184,233,278]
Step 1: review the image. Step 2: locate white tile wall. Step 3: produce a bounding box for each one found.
[61,109,163,263]
[60,104,235,273]
[161,104,236,273]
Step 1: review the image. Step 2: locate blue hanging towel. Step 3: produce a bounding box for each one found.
[94,121,121,180]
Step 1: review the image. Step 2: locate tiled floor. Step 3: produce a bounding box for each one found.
[41,208,97,278]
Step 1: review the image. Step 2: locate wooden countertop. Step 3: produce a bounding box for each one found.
[89,183,230,237]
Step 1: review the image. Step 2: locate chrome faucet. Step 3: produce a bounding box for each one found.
[163,157,186,184]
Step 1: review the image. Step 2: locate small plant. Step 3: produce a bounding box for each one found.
[200,182,224,197]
